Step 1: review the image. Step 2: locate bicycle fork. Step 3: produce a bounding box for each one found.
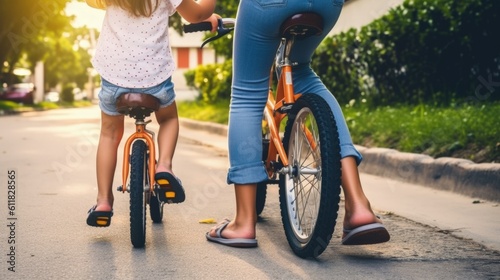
[119,120,157,193]
[264,37,298,177]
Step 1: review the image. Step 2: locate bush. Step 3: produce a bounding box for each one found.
[186,59,232,103]
[60,85,74,103]
[312,0,500,107]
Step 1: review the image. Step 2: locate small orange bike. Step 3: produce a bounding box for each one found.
[185,14,342,258]
[115,93,165,248]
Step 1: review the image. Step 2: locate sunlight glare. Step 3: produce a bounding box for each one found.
[65,0,105,30]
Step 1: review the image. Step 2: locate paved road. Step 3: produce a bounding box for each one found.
[0,105,499,279]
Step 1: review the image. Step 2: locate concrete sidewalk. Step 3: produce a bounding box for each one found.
[178,118,500,252]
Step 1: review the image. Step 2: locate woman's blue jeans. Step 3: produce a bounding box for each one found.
[227,0,362,184]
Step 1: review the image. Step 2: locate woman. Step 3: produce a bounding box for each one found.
[206,0,390,248]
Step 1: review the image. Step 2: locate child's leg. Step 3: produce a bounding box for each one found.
[154,101,179,174]
[95,112,124,212]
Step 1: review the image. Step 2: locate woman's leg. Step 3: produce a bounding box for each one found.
[213,184,257,240]
[209,0,283,240]
[341,157,382,228]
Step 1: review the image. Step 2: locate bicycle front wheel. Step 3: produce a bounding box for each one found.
[130,140,147,248]
[279,93,342,258]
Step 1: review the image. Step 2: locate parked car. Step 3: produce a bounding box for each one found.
[0,83,34,104]
[44,91,60,102]
[73,88,87,101]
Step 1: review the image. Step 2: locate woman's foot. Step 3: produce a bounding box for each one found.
[207,219,256,240]
[206,219,257,248]
[342,204,390,245]
[343,203,381,230]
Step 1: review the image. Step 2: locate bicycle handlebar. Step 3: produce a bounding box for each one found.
[183,18,235,48]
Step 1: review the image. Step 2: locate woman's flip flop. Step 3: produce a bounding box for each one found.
[206,219,258,248]
[341,222,390,245]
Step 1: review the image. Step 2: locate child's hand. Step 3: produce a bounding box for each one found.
[206,14,221,33]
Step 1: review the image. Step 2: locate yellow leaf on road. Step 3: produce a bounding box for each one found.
[198,218,217,224]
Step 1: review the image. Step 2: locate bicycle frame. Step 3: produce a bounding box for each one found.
[182,17,320,180]
[120,120,156,193]
[263,37,301,178]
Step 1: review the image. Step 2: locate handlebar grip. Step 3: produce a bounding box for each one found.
[184,22,212,33]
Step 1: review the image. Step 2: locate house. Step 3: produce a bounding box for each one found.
[168,28,223,90]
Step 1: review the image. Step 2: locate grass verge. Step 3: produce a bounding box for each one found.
[0,100,94,112]
[178,99,499,163]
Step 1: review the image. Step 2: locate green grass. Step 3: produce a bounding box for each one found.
[177,99,230,125]
[178,99,499,163]
[0,100,22,110]
[0,100,93,111]
[343,102,499,163]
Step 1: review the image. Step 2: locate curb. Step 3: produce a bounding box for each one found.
[0,107,41,115]
[179,118,228,136]
[179,118,500,203]
[356,146,500,202]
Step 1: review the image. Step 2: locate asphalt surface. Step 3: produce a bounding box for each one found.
[1,92,499,253]
[1,103,499,279]
[178,118,500,253]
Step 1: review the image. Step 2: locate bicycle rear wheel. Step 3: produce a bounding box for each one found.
[130,140,147,248]
[279,93,341,258]
[256,133,269,216]
[149,193,164,223]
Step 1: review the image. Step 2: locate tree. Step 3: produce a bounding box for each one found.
[0,0,72,82]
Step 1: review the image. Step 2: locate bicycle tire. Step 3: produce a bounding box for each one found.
[279,93,341,258]
[256,136,270,216]
[256,182,267,216]
[130,140,147,248]
[149,193,164,223]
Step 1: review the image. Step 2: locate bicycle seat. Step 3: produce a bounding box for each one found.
[280,13,323,40]
[116,93,160,119]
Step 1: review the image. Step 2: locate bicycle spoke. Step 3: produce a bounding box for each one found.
[287,112,323,238]
[280,94,341,257]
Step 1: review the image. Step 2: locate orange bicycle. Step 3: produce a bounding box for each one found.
[115,93,165,248]
[185,14,342,258]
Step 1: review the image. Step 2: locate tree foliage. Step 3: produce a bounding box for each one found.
[312,0,500,107]
[180,0,239,59]
[185,0,500,107]
[0,1,72,81]
[0,0,97,92]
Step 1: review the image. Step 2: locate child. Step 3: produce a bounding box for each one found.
[85,0,219,227]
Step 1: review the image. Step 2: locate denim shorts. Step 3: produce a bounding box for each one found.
[98,77,176,116]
